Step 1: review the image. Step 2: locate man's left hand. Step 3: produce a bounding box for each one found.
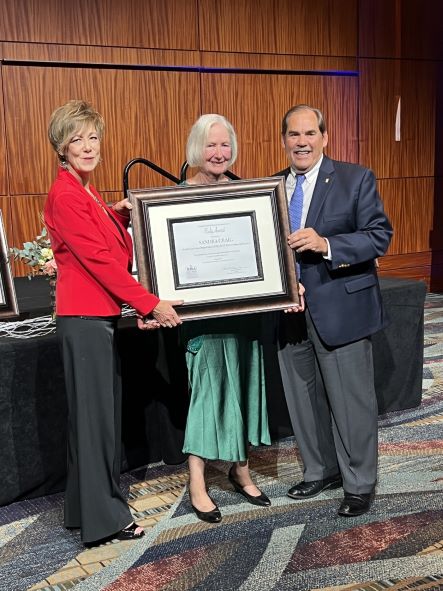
[136,317,161,330]
[288,228,328,254]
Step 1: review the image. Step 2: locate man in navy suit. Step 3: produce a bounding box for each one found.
[276,104,393,516]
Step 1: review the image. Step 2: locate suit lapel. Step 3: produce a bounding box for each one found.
[305,156,335,228]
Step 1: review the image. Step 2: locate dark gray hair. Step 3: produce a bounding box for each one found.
[281,104,327,136]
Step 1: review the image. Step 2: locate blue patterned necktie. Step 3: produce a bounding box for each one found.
[289,174,305,231]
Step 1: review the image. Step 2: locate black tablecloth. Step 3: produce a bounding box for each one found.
[373,277,427,414]
[0,276,427,506]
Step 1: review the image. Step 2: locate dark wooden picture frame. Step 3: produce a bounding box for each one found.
[0,210,19,319]
[128,177,299,321]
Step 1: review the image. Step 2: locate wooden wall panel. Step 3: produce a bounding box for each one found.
[359,0,443,60]
[198,0,357,56]
[0,196,12,245]
[3,66,200,195]
[436,64,443,179]
[0,0,198,50]
[358,0,399,59]
[200,73,358,179]
[378,177,434,255]
[359,59,436,179]
[10,194,48,276]
[1,42,200,67]
[200,52,357,73]
[378,253,431,287]
[0,68,7,195]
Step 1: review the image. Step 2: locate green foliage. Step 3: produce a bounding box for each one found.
[10,227,56,276]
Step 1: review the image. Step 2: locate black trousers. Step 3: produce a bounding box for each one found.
[57,316,132,543]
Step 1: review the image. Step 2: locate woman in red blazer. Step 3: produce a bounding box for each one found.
[44,100,182,545]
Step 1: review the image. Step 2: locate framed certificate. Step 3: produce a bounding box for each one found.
[129,177,299,320]
[0,210,19,319]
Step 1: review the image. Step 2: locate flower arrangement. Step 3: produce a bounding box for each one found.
[10,227,57,278]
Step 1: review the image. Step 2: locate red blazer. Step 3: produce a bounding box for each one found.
[44,168,159,316]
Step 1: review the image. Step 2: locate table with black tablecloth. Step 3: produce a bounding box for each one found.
[0,276,427,506]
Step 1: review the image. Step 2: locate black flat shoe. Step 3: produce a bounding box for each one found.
[228,468,271,507]
[191,502,222,523]
[84,522,145,547]
[115,522,145,540]
[338,491,374,517]
[287,474,342,499]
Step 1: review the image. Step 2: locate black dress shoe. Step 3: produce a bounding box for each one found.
[338,491,374,517]
[228,468,271,507]
[115,522,145,540]
[287,474,342,499]
[190,499,222,523]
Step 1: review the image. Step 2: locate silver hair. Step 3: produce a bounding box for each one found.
[186,114,238,168]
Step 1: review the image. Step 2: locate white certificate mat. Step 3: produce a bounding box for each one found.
[146,194,283,303]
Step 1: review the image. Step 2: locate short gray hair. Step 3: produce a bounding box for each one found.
[281,104,327,136]
[186,114,238,167]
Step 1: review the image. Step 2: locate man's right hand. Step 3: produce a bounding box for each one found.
[151,300,184,327]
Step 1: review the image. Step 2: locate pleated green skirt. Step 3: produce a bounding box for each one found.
[181,315,271,462]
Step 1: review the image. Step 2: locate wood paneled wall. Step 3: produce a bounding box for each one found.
[201,72,358,179]
[0,0,442,288]
[197,0,357,56]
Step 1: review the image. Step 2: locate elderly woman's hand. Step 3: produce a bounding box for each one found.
[112,198,133,216]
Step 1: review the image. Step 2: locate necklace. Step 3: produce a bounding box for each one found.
[89,191,110,215]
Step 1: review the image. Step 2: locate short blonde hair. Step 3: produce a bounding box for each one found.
[48,100,104,163]
[186,114,237,168]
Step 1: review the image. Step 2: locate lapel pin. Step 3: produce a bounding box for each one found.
[325,178,330,183]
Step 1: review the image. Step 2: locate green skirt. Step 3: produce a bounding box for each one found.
[181,315,271,462]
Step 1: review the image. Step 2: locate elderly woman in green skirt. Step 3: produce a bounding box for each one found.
[180,114,272,523]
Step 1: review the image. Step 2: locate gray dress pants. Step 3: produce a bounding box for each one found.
[278,310,378,494]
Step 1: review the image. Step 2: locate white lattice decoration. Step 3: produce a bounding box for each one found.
[0,315,56,339]
[0,306,136,339]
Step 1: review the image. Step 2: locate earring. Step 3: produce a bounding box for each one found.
[59,155,69,170]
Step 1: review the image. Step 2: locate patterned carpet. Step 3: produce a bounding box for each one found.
[2,293,443,591]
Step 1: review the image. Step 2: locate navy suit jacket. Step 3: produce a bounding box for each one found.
[275,156,393,347]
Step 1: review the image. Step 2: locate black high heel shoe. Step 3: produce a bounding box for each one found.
[190,495,222,523]
[228,467,271,507]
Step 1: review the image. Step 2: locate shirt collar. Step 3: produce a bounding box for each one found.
[290,154,323,183]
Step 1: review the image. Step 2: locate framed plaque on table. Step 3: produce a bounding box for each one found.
[0,210,19,319]
[129,177,299,320]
